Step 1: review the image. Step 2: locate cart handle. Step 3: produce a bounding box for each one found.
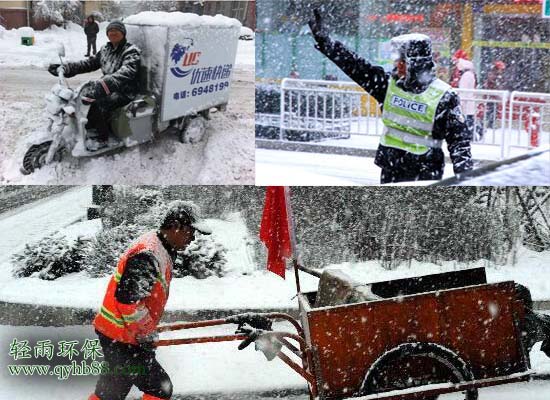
[156,312,304,337]
[154,333,248,347]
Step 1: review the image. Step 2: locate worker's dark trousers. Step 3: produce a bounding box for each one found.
[92,331,173,400]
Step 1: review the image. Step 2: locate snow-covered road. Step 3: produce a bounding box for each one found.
[1,323,550,400]
[255,148,455,185]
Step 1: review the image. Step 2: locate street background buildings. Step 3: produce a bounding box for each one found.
[256,0,550,93]
[0,0,255,30]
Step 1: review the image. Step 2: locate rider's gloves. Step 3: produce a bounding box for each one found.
[48,64,76,78]
[47,63,63,77]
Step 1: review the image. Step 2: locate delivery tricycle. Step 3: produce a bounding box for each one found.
[21,12,241,174]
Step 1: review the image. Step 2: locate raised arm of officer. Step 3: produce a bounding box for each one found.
[308,9,388,104]
[433,91,474,174]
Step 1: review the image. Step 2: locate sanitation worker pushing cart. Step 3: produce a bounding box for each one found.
[89,201,211,400]
[309,10,474,184]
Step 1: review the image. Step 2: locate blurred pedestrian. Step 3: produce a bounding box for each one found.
[483,60,506,128]
[452,50,481,139]
[84,15,99,57]
[450,49,469,89]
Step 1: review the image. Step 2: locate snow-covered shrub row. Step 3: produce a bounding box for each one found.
[85,223,143,277]
[11,186,549,279]
[100,187,164,229]
[289,187,530,270]
[101,186,549,270]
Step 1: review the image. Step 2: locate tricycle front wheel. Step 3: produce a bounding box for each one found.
[21,141,63,175]
[360,342,478,400]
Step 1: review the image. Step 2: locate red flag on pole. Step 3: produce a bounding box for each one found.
[260,186,292,279]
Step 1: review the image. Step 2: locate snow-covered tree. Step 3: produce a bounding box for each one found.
[99,0,123,20]
[33,0,82,28]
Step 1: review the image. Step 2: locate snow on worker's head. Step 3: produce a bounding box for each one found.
[161,200,212,235]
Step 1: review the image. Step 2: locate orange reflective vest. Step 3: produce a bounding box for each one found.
[93,231,173,345]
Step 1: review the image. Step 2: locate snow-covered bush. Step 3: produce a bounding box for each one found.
[175,234,228,278]
[11,235,91,280]
[85,224,144,277]
[90,11,104,22]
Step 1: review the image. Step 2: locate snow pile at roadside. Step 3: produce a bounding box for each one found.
[459,149,550,186]
[124,11,241,28]
[0,22,109,68]
[0,19,252,69]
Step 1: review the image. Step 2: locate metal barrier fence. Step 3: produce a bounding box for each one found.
[280,79,382,141]
[508,91,550,156]
[271,78,550,160]
[454,88,509,159]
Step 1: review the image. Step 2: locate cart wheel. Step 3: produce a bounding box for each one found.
[179,116,207,144]
[359,342,478,400]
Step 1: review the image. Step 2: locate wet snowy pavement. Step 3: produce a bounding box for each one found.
[255,148,454,185]
[2,323,550,399]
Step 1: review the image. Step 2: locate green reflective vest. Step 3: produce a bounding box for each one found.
[381,77,450,155]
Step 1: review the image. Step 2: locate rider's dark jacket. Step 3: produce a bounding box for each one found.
[63,38,141,103]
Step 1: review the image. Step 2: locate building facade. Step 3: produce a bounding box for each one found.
[1,1,255,30]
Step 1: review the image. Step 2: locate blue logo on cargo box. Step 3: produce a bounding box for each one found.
[170,39,202,78]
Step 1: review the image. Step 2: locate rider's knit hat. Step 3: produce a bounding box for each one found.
[106,20,126,37]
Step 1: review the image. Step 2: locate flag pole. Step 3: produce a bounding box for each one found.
[283,186,301,293]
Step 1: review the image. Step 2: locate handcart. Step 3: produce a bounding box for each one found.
[155,267,531,400]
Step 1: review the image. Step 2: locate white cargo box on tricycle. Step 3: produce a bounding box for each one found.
[125,11,241,130]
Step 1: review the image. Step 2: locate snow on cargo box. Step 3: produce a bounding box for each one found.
[124,11,241,122]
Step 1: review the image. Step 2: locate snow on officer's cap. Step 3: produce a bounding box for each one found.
[106,20,126,36]
[161,200,212,235]
[390,33,432,61]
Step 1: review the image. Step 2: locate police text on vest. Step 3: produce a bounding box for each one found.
[390,95,428,114]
